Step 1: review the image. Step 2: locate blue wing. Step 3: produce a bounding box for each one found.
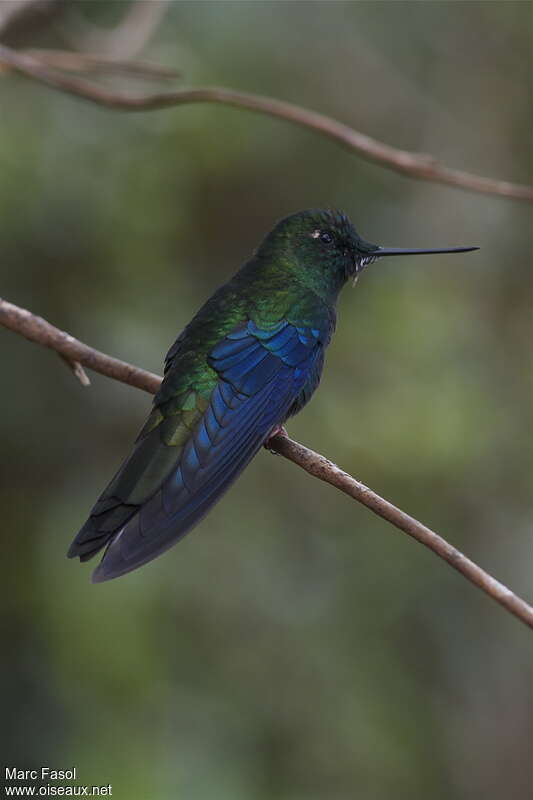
[91,319,328,581]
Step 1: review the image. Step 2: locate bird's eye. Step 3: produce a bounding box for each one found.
[320,231,333,245]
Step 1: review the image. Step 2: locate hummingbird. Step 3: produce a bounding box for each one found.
[68,209,478,582]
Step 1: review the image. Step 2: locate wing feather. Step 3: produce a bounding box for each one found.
[71,316,330,581]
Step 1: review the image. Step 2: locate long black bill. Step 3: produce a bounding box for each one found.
[372,245,479,257]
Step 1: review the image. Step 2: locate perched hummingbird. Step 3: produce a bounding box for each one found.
[68,209,478,582]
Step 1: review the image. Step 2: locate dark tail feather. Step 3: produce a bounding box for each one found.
[75,349,307,582]
[90,425,266,583]
[67,498,138,562]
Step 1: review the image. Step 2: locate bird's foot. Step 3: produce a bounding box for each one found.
[264,425,288,454]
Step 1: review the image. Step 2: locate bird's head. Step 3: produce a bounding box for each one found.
[257,209,478,301]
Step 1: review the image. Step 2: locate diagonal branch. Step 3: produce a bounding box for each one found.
[58,0,170,60]
[2,295,532,630]
[17,49,180,80]
[0,43,532,202]
[0,0,61,38]
[0,297,161,394]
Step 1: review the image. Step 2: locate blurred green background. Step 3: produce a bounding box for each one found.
[2,2,533,798]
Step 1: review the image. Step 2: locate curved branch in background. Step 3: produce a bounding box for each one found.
[0,47,180,82]
[2,295,532,630]
[58,0,170,60]
[0,44,532,202]
[21,49,180,80]
[0,0,61,38]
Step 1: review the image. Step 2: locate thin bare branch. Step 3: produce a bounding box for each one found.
[60,0,169,60]
[0,297,160,394]
[0,0,60,38]
[2,295,532,630]
[270,434,533,629]
[0,44,531,202]
[20,49,179,80]
[58,352,91,387]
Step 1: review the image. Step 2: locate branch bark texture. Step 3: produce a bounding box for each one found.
[2,296,532,630]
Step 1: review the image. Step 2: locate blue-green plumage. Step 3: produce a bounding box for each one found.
[68,209,477,581]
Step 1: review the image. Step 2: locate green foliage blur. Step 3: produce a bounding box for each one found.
[2,2,533,798]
